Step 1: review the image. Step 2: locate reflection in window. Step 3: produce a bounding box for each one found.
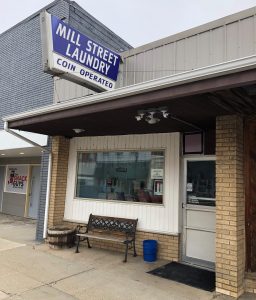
[76,151,164,204]
[186,161,216,206]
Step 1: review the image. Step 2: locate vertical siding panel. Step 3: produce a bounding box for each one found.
[211,26,225,64]
[126,56,136,86]
[197,31,211,68]
[226,22,239,61]
[239,17,254,57]
[122,55,128,87]
[254,15,256,53]
[185,35,197,71]
[163,43,175,77]
[135,53,145,84]
[153,46,164,79]
[144,50,154,82]
[176,39,186,73]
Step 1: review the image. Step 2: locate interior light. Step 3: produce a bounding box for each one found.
[73,128,85,134]
[135,107,168,125]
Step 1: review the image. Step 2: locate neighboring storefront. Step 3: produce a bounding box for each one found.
[0,0,131,239]
[4,5,256,300]
[0,131,47,218]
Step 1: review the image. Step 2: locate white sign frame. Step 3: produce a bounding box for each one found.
[40,11,120,92]
[4,165,29,194]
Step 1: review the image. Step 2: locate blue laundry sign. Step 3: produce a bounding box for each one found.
[40,12,121,91]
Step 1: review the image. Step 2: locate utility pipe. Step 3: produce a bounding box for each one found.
[43,152,52,238]
[4,122,50,153]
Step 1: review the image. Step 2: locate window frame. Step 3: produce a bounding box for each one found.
[73,149,166,206]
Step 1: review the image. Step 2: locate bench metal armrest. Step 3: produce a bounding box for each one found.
[76,224,87,234]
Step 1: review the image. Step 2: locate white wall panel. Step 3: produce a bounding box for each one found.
[64,133,180,234]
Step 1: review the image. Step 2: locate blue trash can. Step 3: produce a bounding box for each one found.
[143,239,158,262]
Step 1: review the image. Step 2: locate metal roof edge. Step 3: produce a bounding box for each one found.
[4,55,256,123]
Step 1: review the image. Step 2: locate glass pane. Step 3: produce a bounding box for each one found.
[76,151,164,204]
[186,161,215,206]
[184,133,203,154]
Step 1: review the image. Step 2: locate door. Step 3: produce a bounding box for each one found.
[245,120,256,271]
[28,166,41,219]
[0,166,5,211]
[182,158,216,269]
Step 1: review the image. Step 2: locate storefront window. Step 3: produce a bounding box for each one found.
[76,151,164,204]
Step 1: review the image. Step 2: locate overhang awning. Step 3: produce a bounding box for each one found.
[4,55,256,137]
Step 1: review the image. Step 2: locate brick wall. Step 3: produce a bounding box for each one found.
[215,115,245,298]
[85,231,179,261]
[69,2,132,52]
[48,136,70,227]
[0,1,69,130]
[64,219,180,260]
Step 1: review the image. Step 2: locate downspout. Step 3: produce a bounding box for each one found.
[4,121,52,239]
[43,152,52,238]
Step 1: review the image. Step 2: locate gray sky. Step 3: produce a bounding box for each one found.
[2,0,256,47]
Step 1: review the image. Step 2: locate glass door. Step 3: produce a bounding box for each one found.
[182,158,216,269]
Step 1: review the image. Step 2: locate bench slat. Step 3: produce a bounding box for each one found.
[76,233,129,243]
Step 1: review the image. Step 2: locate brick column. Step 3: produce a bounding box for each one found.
[215,115,245,298]
[48,136,70,227]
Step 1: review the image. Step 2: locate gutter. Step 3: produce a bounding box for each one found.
[4,121,52,239]
[3,54,256,123]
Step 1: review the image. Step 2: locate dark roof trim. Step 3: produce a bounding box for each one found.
[8,68,256,129]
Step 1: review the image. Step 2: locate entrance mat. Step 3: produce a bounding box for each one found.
[148,262,215,292]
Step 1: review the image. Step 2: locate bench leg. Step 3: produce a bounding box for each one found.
[123,242,129,263]
[133,240,137,257]
[75,236,80,253]
[87,238,92,249]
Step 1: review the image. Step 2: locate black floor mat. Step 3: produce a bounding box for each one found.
[148,262,215,292]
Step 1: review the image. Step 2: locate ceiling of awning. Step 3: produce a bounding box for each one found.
[7,69,256,138]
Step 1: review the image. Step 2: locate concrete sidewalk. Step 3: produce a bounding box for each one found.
[0,214,254,300]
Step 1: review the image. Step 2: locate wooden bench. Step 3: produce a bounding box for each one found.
[75,214,138,262]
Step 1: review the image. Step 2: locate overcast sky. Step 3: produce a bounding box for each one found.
[2,0,256,47]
